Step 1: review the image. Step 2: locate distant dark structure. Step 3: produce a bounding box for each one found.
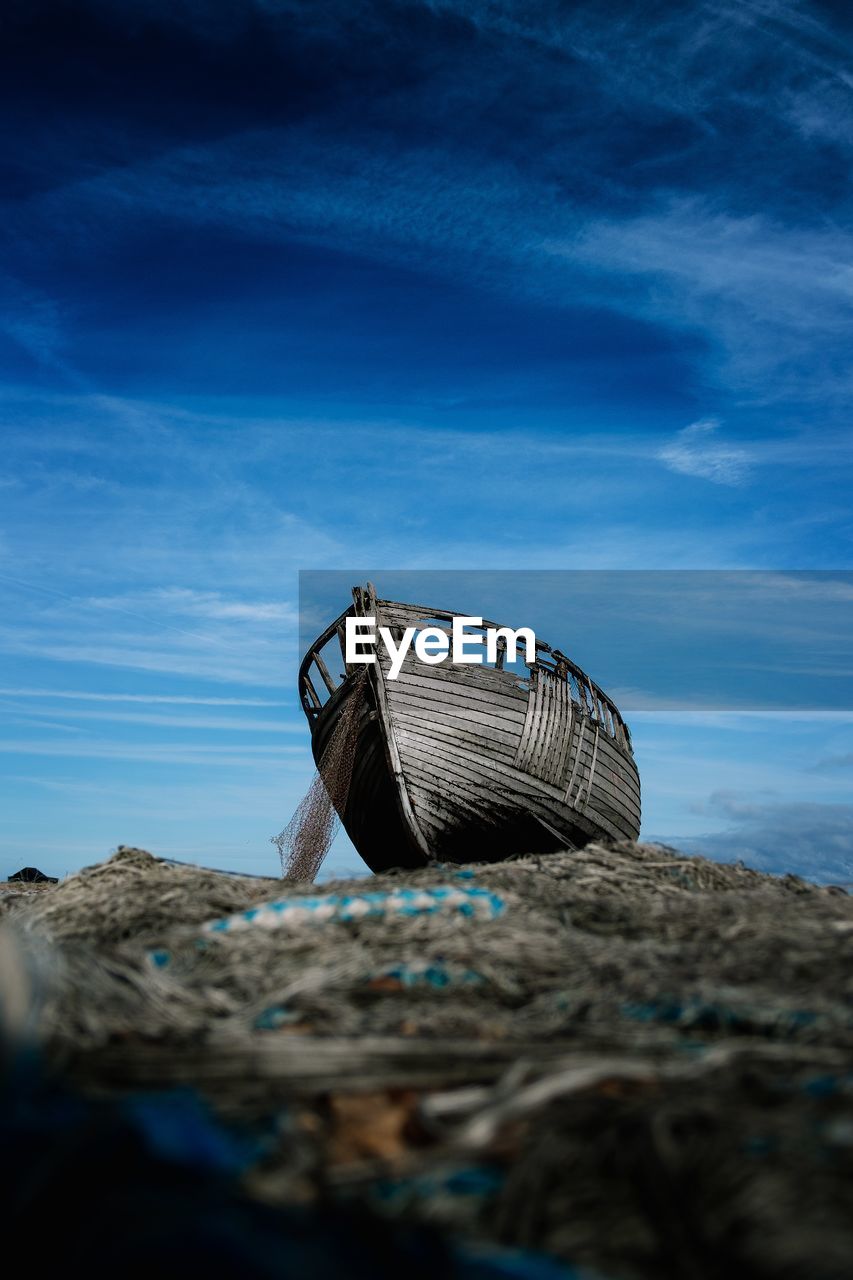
[8,866,58,884]
[298,583,641,873]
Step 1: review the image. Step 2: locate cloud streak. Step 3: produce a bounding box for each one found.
[0,688,288,705]
[658,419,752,485]
[0,706,300,732]
[0,738,303,765]
[671,792,853,884]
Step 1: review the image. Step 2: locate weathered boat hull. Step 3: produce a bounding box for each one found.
[299,589,641,873]
[309,678,426,871]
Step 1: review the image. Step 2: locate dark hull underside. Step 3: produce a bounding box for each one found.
[309,630,641,874]
[311,680,426,873]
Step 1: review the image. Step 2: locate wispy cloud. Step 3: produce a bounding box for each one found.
[437,0,853,149]
[18,14,853,404]
[0,576,300,688]
[0,705,300,732]
[0,688,288,705]
[0,738,303,765]
[5,1,853,423]
[0,273,72,375]
[670,791,853,883]
[0,397,773,578]
[86,588,296,624]
[558,201,853,397]
[736,573,853,604]
[0,625,287,686]
[658,419,752,485]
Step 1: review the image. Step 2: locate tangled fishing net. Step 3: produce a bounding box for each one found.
[2,840,853,1280]
[271,670,367,881]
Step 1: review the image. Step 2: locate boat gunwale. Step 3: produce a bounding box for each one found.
[298,594,635,760]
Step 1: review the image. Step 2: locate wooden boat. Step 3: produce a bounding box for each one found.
[298,584,641,872]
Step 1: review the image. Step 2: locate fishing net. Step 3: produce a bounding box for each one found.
[271,670,368,882]
[3,840,853,1280]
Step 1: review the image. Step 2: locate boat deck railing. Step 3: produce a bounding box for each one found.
[298,600,633,754]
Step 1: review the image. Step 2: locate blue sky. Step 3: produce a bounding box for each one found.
[1,1,851,881]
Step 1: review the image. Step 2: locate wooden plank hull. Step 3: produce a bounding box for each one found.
[302,592,641,873]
